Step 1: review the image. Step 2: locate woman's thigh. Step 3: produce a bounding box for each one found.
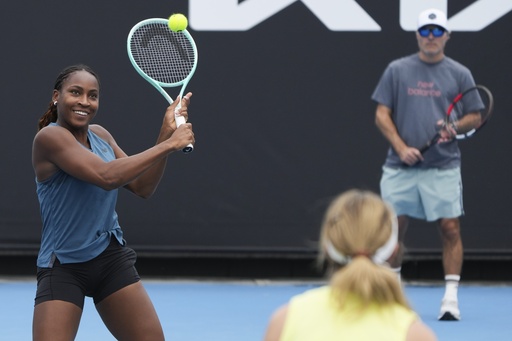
[95,282,164,341]
[33,300,83,341]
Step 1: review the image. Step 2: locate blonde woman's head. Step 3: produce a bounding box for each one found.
[320,189,396,264]
[318,189,407,309]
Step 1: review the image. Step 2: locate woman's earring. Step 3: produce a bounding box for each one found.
[53,101,57,106]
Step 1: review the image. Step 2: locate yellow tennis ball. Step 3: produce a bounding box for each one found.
[168,13,188,32]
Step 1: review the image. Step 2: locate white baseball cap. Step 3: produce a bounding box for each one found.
[417,8,449,32]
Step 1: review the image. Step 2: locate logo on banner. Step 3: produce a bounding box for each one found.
[189,0,512,31]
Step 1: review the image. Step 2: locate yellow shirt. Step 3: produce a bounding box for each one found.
[280,286,417,341]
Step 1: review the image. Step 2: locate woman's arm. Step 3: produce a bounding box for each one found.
[263,305,289,341]
[94,94,194,198]
[406,319,438,341]
[32,96,194,194]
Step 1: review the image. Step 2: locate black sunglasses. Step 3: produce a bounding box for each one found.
[418,26,445,37]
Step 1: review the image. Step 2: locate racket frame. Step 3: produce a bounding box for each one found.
[127,18,198,153]
[419,84,493,154]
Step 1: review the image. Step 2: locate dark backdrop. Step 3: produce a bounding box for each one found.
[1,1,510,259]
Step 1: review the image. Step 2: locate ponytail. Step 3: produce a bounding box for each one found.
[38,101,58,131]
[329,257,409,311]
[318,189,411,312]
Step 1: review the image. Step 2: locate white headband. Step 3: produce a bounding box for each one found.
[325,214,398,265]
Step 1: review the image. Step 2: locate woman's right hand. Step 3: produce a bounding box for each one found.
[167,122,195,151]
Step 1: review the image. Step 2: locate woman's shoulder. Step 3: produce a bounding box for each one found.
[290,285,331,305]
[34,124,72,144]
[89,124,114,141]
[89,124,108,135]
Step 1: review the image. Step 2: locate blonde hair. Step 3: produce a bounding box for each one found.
[319,189,410,310]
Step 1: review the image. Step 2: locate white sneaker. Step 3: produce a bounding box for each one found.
[438,299,460,321]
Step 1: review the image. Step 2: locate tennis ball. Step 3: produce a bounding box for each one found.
[168,13,188,32]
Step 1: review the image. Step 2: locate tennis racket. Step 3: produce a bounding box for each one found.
[420,85,494,154]
[127,18,198,153]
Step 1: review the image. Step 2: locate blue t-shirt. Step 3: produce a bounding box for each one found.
[372,54,477,169]
[36,124,124,267]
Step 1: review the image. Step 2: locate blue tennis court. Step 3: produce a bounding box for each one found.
[1,279,511,340]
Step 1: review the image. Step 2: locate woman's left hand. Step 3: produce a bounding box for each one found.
[159,92,193,141]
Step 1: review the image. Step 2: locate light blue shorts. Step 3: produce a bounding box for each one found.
[380,166,463,221]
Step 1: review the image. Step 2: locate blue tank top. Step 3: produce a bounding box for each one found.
[36,124,124,267]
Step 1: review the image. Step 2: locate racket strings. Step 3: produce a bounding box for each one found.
[129,23,196,84]
[476,88,492,122]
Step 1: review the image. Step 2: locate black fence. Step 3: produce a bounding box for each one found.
[1,1,511,276]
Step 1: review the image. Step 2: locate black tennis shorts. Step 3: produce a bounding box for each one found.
[34,237,140,309]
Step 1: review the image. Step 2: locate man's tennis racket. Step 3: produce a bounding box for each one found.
[127,18,198,153]
[420,85,494,154]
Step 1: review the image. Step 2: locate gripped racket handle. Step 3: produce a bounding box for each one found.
[175,111,194,153]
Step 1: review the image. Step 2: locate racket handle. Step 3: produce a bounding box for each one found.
[175,113,194,153]
[182,144,194,153]
[419,133,440,154]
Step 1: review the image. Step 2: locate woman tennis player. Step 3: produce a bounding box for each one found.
[32,64,194,340]
[263,190,437,341]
